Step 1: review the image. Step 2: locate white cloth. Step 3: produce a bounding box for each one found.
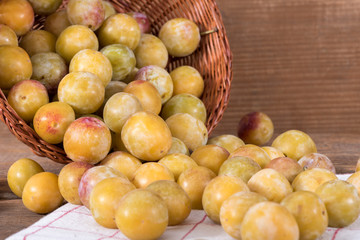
[7,174,360,240]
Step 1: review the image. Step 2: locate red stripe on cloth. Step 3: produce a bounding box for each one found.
[331,228,342,240]
[180,214,207,240]
[57,210,92,217]
[23,205,82,240]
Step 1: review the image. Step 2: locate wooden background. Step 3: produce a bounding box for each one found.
[212,0,360,172]
[2,0,360,238]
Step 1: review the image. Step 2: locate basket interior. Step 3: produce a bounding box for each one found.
[0,0,232,164]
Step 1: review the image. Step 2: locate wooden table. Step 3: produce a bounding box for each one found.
[2,0,360,238]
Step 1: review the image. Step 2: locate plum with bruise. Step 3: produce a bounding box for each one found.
[237,112,274,146]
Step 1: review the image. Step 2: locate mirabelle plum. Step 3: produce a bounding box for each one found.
[96,81,127,116]
[161,93,207,123]
[218,156,261,183]
[281,191,328,240]
[63,117,111,164]
[70,49,112,87]
[78,165,128,208]
[315,180,360,227]
[190,145,229,174]
[58,72,105,114]
[272,130,317,161]
[7,158,44,198]
[115,189,168,240]
[0,0,34,36]
[298,153,336,173]
[103,92,142,133]
[292,168,337,192]
[158,153,198,180]
[102,1,116,19]
[0,46,32,90]
[248,168,293,202]
[58,161,93,205]
[356,158,360,172]
[265,157,303,182]
[44,10,71,37]
[0,24,18,46]
[104,81,127,99]
[241,202,299,240]
[147,180,191,226]
[262,146,285,159]
[132,162,174,188]
[202,175,249,223]
[177,166,216,210]
[127,12,151,34]
[123,80,162,115]
[100,151,142,181]
[168,137,190,156]
[28,0,62,15]
[229,144,271,168]
[166,113,208,152]
[134,34,168,69]
[237,112,274,146]
[159,18,200,57]
[220,192,267,239]
[56,25,99,63]
[22,172,64,214]
[90,177,135,228]
[31,52,67,95]
[33,102,75,144]
[21,30,57,56]
[347,171,360,196]
[7,80,49,122]
[121,111,172,161]
[100,44,136,81]
[97,13,141,50]
[67,0,105,31]
[135,65,173,104]
[170,66,204,98]
[208,134,245,153]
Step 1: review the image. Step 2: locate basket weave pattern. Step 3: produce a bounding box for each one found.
[0,0,233,164]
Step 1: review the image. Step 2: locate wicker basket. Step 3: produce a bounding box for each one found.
[0,0,233,164]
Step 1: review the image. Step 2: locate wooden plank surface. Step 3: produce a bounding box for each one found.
[2,0,360,238]
[214,0,360,136]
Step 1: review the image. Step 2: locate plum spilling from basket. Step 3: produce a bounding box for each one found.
[2,1,360,240]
